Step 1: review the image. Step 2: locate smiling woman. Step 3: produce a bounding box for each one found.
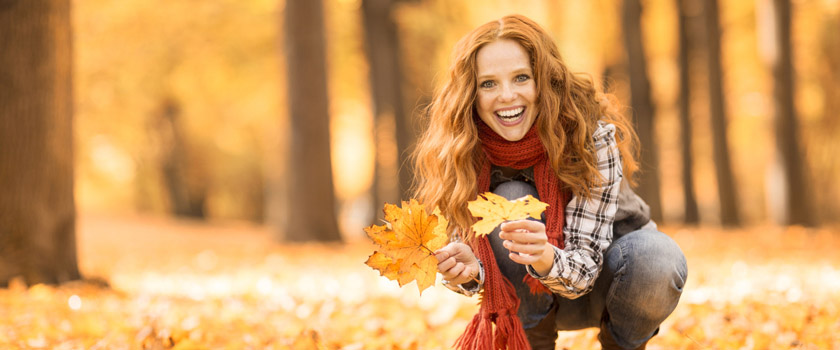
[474,39,537,142]
[411,14,687,350]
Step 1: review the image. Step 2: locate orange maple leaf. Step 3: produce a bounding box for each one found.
[467,192,549,236]
[364,199,449,294]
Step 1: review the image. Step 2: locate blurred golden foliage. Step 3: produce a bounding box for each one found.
[72,0,840,234]
[74,0,281,221]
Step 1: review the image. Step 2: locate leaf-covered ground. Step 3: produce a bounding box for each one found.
[2,214,840,349]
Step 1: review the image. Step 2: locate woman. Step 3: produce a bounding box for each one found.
[413,15,687,350]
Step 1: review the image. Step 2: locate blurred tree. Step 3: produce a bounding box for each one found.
[766,0,817,226]
[0,0,81,285]
[74,2,277,222]
[677,0,700,224]
[153,97,207,218]
[621,0,663,222]
[817,15,840,222]
[704,0,741,226]
[281,0,342,242]
[361,0,411,213]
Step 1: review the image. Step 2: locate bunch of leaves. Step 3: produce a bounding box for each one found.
[364,199,449,294]
[467,192,549,236]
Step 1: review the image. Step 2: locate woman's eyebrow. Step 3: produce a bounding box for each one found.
[477,67,533,80]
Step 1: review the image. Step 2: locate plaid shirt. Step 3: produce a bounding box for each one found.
[524,121,622,299]
[450,122,622,299]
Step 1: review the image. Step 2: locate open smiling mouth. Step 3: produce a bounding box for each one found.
[495,106,525,122]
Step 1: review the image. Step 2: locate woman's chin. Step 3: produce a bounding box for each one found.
[497,129,527,142]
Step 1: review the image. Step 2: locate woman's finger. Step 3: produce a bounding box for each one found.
[504,241,545,255]
[509,252,539,265]
[504,233,546,244]
[434,250,450,263]
[448,262,466,279]
[458,265,474,281]
[437,257,456,273]
[500,219,545,232]
[500,230,547,244]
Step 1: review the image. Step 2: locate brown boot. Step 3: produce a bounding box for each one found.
[598,312,649,350]
[524,304,558,350]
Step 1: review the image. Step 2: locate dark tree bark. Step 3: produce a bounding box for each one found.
[704,0,741,226]
[769,0,817,226]
[0,0,81,285]
[281,0,342,242]
[361,0,411,214]
[621,0,663,222]
[677,0,700,224]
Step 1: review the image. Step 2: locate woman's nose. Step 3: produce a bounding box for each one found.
[499,83,516,101]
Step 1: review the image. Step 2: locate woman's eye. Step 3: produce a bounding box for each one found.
[515,74,530,83]
[479,80,495,89]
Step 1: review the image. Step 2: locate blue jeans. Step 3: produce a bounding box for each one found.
[489,181,687,348]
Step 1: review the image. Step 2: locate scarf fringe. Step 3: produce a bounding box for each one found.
[523,275,551,295]
[494,312,530,350]
[454,312,494,350]
[453,311,531,350]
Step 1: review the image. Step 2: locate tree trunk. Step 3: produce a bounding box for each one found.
[817,15,840,222]
[769,0,817,226]
[361,0,410,215]
[154,97,206,218]
[677,0,700,224]
[703,0,741,226]
[281,0,342,242]
[621,0,663,222]
[0,0,81,285]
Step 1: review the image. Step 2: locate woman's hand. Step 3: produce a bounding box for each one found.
[499,220,555,276]
[435,242,480,285]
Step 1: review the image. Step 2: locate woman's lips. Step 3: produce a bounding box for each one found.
[495,106,525,126]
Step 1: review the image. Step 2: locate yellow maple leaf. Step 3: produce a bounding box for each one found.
[364,199,449,294]
[467,192,549,236]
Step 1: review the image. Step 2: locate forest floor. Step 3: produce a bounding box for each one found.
[2,213,840,349]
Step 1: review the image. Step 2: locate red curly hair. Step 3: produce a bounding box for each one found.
[412,14,639,237]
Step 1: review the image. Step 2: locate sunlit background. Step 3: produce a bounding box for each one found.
[3,0,840,348]
[73,0,840,238]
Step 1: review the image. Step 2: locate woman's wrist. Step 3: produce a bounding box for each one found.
[529,245,555,277]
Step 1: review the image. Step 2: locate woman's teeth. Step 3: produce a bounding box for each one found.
[496,107,524,120]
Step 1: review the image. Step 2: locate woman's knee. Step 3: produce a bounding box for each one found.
[604,230,687,319]
[611,230,686,283]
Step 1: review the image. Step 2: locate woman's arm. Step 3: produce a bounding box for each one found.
[525,122,622,299]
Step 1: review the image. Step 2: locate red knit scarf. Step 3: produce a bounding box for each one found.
[454,119,569,350]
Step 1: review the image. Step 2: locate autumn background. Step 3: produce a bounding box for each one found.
[1,0,840,349]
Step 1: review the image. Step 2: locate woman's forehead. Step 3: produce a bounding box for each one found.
[475,39,532,76]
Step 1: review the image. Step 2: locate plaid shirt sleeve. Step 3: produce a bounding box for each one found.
[526,122,622,299]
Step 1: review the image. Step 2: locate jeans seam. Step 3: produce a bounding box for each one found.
[604,242,626,311]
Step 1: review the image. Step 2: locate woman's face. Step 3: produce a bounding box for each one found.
[474,39,537,142]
